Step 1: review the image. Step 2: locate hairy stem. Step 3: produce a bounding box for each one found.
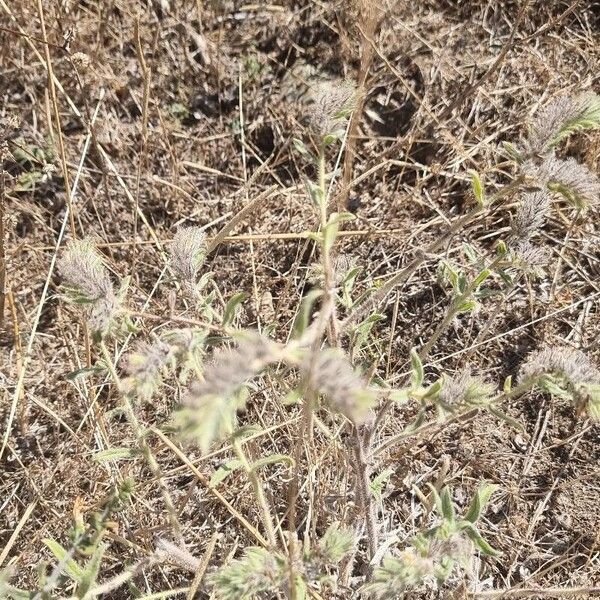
[232,438,278,549]
[99,342,183,542]
[419,255,503,359]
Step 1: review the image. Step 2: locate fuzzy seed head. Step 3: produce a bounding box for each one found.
[512,241,551,277]
[520,347,600,386]
[439,370,494,408]
[211,547,287,600]
[186,332,274,404]
[59,238,119,337]
[511,192,550,242]
[427,533,473,564]
[155,539,200,572]
[537,155,600,209]
[303,348,374,423]
[526,93,600,155]
[59,238,114,302]
[309,80,356,137]
[123,338,174,400]
[170,226,207,284]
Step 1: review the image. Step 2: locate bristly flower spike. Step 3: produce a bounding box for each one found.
[170,226,207,291]
[520,346,600,420]
[525,93,600,156]
[309,79,356,138]
[303,348,374,423]
[535,155,600,210]
[59,238,121,339]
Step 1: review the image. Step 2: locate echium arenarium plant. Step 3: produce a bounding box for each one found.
[4,88,600,599]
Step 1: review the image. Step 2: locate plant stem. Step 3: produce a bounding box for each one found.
[232,438,278,548]
[419,255,504,360]
[99,342,183,542]
[343,177,524,328]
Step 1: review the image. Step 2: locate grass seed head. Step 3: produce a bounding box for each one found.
[304,348,374,423]
[59,238,119,338]
[169,226,207,285]
[526,93,600,155]
[537,155,600,209]
[309,79,356,137]
[510,191,550,242]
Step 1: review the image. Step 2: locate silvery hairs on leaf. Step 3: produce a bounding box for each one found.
[58,238,118,337]
[525,93,600,156]
[309,79,356,137]
[439,370,494,408]
[363,550,435,599]
[169,226,206,284]
[123,338,174,401]
[175,332,276,452]
[520,346,600,386]
[303,348,374,423]
[123,329,205,401]
[535,155,600,210]
[211,547,288,600]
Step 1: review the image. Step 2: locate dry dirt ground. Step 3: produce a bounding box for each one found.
[1,0,600,598]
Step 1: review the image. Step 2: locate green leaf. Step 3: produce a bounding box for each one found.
[79,542,106,595]
[353,313,384,354]
[231,424,263,440]
[487,406,524,431]
[422,379,443,400]
[294,575,308,600]
[173,393,238,455]
[210,459,243,487]
[317,523,355,563]
[464,483,498,524]
[292,289,323,338]
[370,468,394,501]
[501,141,524,163]
[426,484,443,517]
[503,375,512,394]
[292,137,313,161]
[472,269,491,289]
[456,299,478,313]
[440,487,456,523]
[462,243,478,264]
[43,538,84,582]
[66,365,104,382]
[469,170,485,207]
[223,292,246,326]
[410,348,424,388]
[389,388,410,405]
[551,93,600,146]
[305,178,323,206]
[0,585,31,600]
[282,387,302,406]
[460,522,500,556]
[93,447,136,463]
[250,454,295,473]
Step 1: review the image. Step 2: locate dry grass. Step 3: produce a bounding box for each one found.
[1,0,600,598]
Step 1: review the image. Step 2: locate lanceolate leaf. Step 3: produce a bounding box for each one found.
[43,538,84,582]
[210,459,243,487]
[223,292,246,326]
[464,483,498,524]
[93,447,137,463]
[410,348,424,388]
[250,454,295,473]
[460,522,500,556]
